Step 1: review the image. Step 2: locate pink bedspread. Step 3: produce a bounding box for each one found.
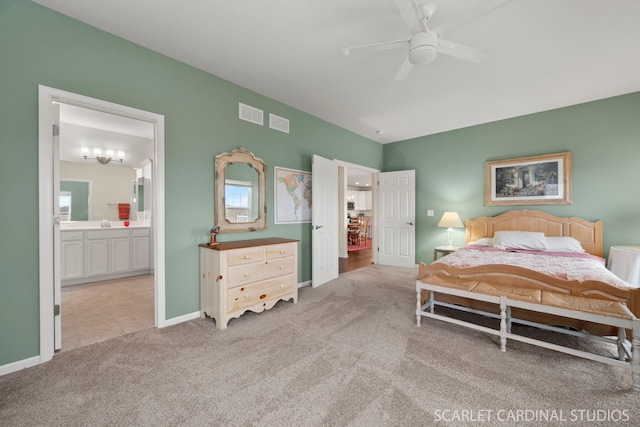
[434,246,636,290]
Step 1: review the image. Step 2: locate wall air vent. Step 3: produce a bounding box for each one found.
[269,113,290,134]
[238,103,264,125]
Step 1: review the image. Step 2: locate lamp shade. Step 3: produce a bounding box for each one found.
[437,212,463,228]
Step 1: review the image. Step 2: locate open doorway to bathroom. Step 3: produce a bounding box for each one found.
[38,85,166,362]
[57,103,155,351]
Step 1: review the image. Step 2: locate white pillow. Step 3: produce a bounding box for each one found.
[492,231,547,251]
[545,236,585,253]
[468,237,493,246]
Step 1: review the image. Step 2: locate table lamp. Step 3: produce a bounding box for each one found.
[437,212,463,248]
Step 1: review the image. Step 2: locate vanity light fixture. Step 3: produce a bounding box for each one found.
[82,147,125,164]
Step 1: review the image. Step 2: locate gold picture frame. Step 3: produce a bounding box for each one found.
[485,152,572,206]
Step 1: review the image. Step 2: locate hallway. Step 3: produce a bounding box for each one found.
[339,246,372,274]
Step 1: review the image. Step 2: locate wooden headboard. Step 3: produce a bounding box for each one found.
[465,210,603,257]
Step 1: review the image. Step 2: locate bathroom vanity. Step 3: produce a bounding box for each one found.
[60,223,152,286]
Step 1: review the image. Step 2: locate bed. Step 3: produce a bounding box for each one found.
[418,210,640,336]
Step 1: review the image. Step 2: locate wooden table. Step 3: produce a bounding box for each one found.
[433,246,459,261]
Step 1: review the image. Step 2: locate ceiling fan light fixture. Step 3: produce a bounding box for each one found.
[409,32,438,65]
[409,44,437,65]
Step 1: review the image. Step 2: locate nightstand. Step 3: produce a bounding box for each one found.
[607,246,640,286]
[433,246,459,261]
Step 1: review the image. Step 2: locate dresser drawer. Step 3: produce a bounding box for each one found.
[227,275,297,312]
[266,243,296,260]
[227,247,265,266]
[227,257,296,287]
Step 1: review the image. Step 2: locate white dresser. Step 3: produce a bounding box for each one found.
[200,237,299,329]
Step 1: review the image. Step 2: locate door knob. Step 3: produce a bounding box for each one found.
[406,222,414,226]
[314,225,323,230]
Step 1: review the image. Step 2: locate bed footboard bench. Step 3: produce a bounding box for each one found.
[416,277,640,391]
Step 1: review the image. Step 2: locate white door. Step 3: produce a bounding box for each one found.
[377,170,416,267]
[52,102,62,350]
[312,154,339,287]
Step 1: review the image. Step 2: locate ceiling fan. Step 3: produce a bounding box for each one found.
[343,0,514,80]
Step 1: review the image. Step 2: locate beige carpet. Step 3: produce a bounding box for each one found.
[2,265,639,426]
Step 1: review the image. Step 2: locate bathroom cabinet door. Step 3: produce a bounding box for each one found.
[86,239,109,276]
[86,229,130,276]
[132,233,150,270]
[60,232,84,280]
[110,237,131,273]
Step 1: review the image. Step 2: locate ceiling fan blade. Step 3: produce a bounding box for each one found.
[437,38,487,63]
[432,0,515,36]
[342,39,408,56]
[391,0,422,33]
[393,56,414,81]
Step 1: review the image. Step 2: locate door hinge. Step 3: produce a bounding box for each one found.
[54,304,60,316]
[52,124,60,137]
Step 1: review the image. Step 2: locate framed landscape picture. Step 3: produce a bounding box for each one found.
[485,152,572,206]
[274,167,312,224]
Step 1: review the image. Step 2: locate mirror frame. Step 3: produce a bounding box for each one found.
[215,147,267,232]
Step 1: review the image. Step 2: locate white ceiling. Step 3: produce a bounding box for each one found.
[59,103,154,169]
[34,0,640,144]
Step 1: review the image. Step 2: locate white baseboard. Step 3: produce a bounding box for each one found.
[0,355,41,377]
[163,311,201,327]
[298,280,311,288]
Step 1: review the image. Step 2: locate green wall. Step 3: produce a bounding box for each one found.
[0,0,382,366]
[383,91,640,263]
[60,181,90,221]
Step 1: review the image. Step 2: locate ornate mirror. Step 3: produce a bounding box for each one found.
[215,147,267,232]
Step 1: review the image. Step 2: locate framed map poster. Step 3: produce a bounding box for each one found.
[274,167,312,224]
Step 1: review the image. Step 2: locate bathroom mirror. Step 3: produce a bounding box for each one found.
[215,147,267,232]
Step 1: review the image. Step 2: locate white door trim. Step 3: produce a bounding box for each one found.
[38,85,166,364]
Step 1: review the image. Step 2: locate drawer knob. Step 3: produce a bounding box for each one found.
[279,265,284,270]
[279,249,284,254]
[244,272,251,277]
[245,294,250,299]
[279,284,284,289]
[245,254,251,259]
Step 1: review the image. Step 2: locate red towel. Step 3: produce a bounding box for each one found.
[118,203,130,220]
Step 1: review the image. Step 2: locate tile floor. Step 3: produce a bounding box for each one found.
[60,274,154,352]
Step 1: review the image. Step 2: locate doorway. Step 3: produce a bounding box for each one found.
[58,102,156,351]
[343,167,374,272]
[38,85,166,363]
[335,161,378,275]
